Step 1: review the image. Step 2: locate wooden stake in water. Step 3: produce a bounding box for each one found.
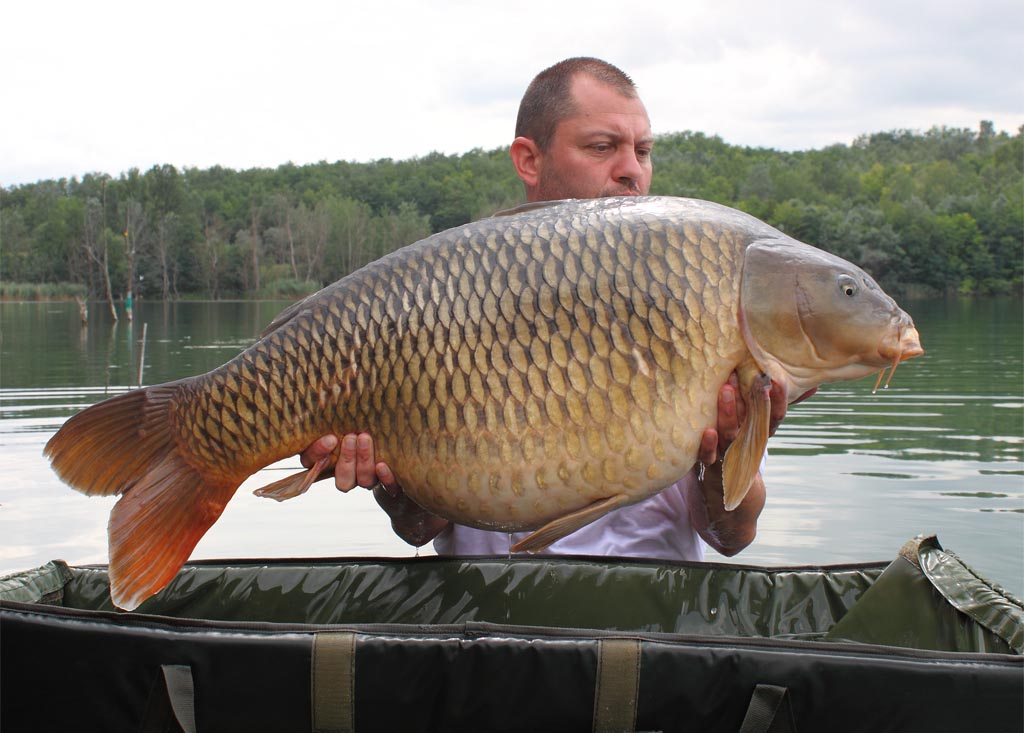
[75,296,88,325]
[137,322,148,388]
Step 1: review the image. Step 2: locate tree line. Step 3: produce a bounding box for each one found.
[2,121,1020,306]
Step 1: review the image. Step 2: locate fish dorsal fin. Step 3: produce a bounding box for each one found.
[492,199,576,217]
[258,292,321,339]
[259,299,311,338]
[721,363,772,511]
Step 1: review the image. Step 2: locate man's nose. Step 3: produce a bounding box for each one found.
[613,149,645,185]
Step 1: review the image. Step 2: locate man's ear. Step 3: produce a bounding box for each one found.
[509,136,542,188]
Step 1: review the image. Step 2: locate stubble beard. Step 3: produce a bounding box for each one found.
[537,169,643,201]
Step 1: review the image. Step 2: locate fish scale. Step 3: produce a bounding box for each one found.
[45,196,923,609]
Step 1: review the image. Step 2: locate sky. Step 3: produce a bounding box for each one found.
[3,0,1021,187]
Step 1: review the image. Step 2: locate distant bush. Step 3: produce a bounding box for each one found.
[0,281,88,301]
[3,124,1019,297]
[258,278,322,299]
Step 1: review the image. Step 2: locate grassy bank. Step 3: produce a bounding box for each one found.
[0,282,88,301]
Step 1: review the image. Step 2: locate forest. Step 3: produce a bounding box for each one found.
[1,121,1020,304]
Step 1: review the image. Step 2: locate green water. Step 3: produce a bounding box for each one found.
[1,297,1021,594]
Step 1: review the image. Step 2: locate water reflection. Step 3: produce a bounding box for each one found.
[1,298,1021,595]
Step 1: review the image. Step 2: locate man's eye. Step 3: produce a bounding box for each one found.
[637,148,652,159]
[590,143,613,153]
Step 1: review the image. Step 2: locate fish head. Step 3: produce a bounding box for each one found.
[739,238,923,399]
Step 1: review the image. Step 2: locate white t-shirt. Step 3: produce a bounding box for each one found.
[432,454,766,561]
[433,476,706,561]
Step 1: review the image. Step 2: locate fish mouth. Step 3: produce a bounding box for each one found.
[873,324,924,392]
[899,327,924,360]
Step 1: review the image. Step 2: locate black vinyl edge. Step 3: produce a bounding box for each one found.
[3,601,1021,668]
[65,553,895,576]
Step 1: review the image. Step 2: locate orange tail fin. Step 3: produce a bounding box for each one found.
[44,383,239,610]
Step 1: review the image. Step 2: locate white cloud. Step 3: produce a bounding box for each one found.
[2,0,1020,185]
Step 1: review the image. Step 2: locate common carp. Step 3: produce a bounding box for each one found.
[45,196,923,610]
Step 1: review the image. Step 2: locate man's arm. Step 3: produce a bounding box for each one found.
[683,425,766,556]
[684,377,815,555]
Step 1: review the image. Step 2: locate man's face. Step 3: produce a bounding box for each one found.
[533,75,653,201]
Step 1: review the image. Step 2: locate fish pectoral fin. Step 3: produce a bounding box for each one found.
[253,455,334,502]
[510,494,630,553]
[722,370,772,511]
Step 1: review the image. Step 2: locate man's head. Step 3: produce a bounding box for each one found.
[511,57,653,202]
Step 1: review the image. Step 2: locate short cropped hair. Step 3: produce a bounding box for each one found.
[515,57,638,151]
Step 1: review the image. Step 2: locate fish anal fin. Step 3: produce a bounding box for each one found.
[510,494,630,553]
[722,368,772,511]
[254,455,334,501]
[108,454,238,611]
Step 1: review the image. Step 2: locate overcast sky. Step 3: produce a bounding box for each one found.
[3,0,1021,187]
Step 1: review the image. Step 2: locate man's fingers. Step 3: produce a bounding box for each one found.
[717,382,740,444]
[768,381,789,435]
[354,433,377,488]
[300,434,337,469]
[334,434,359,492]
[336,433,392,492]
[299,436,339,468]
[696,427,719,466]
[298,433,397,496]
[376,462,400,498]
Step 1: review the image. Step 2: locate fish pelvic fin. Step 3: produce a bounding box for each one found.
[254,455,334,501]
[44,383,241,611]
[510,494,630,553]
[722,367,772,511]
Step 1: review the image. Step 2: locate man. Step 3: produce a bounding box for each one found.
[302,57,802,559]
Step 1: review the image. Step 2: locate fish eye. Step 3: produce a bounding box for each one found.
[838,275,858,297]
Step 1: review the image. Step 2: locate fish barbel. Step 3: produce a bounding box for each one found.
[45,196,923,609]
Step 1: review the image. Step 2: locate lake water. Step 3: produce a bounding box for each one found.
[2,298,1022,596]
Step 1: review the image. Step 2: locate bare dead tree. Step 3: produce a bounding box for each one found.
[153,212,176,300]
[295,201,330,282]
[122,199,146,317]
[284,205,299,280]
[249,200,262,293]
[202,215,224,300]
[80,183,117,321]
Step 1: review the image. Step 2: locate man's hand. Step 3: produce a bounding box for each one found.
[715,373,815,448]
[299,433,449,546]
[684,374,815,556]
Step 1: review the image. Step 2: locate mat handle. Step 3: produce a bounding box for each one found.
[739,683,797,733]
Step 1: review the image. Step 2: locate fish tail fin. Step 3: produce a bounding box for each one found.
[107,451,236,611]
[44,383,240,610]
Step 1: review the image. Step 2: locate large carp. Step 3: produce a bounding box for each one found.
[46,196,922,610]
